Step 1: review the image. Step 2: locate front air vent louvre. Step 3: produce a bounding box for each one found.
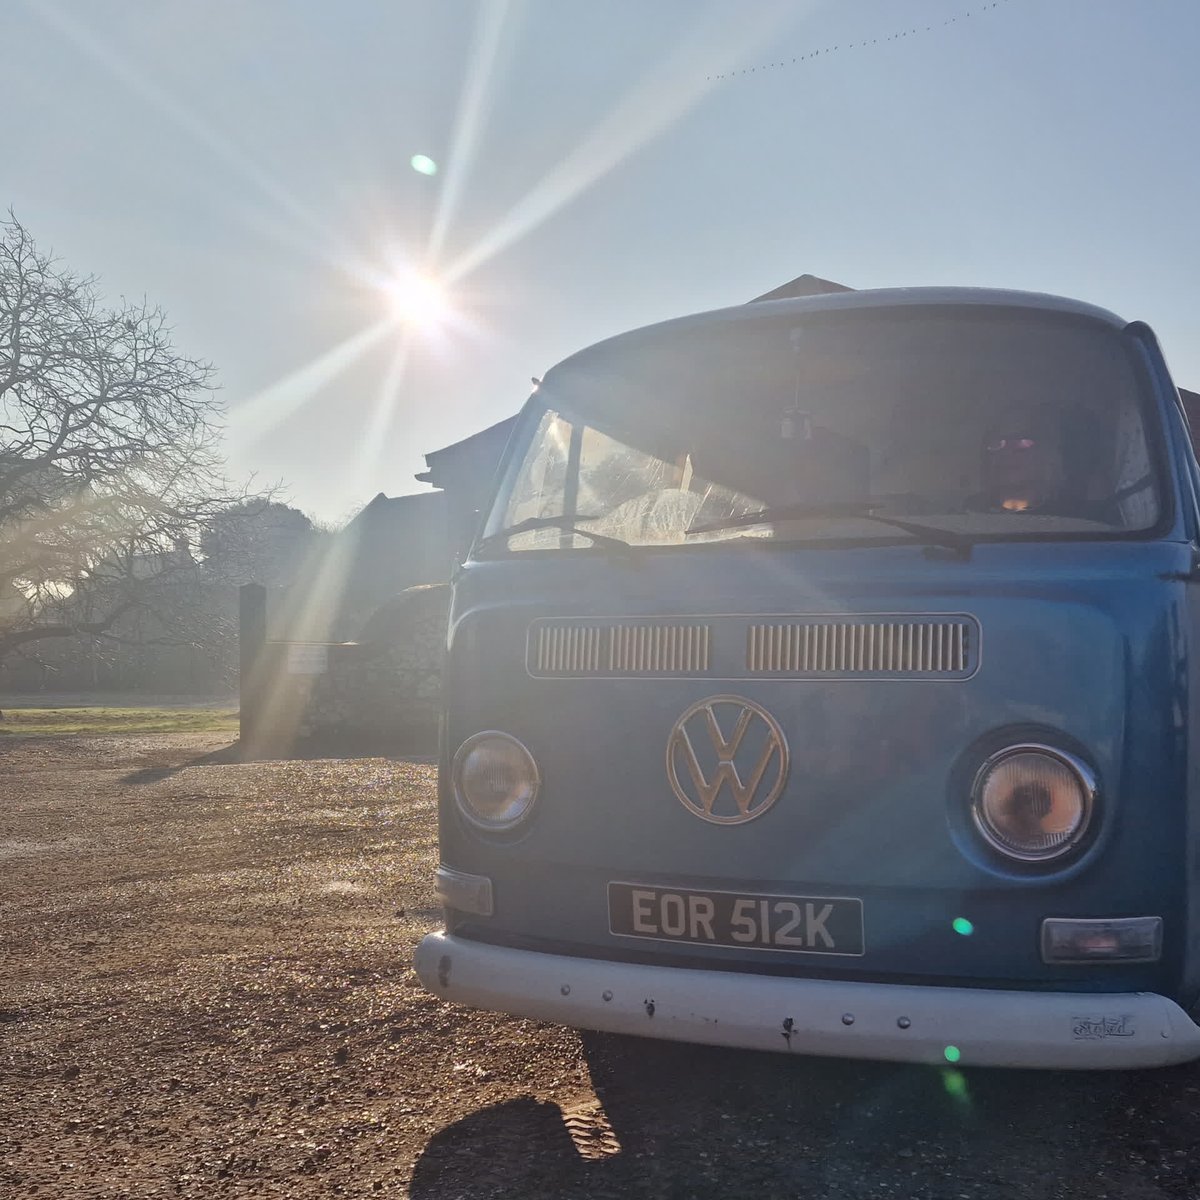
[532,623,710,676]
[747,619,971,675]
[527,614,977,679]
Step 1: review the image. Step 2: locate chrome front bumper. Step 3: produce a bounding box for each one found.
[415,932,1200,1069]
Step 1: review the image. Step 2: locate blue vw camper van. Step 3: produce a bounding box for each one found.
[415,287,1200,1069]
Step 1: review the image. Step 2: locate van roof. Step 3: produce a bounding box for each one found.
[547,287,1128,381]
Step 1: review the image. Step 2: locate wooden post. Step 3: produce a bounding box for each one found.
[239,583,268,742]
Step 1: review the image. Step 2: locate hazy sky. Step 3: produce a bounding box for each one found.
[6,0,1199,522]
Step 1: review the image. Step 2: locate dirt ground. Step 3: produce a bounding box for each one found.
[4,735,1200,1199]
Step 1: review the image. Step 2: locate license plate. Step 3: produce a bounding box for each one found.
[608,882,864,956]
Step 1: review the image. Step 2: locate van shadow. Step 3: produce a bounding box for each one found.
[410,1033,1200,1198]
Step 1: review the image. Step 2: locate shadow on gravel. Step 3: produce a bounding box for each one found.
[412,1033,1200,1198]
[412,1097,588,1197]
[240,731,437,763]
[122,742,245,783]
[120,737,436,783]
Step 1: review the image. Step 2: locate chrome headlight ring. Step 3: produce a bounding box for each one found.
[970,743,1096,864]
[452,730,541,832]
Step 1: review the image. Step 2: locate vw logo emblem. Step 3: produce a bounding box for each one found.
[666,695,789,825]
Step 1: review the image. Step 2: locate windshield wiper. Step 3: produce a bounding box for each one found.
[473,514,634,556]
[685,501,973,558]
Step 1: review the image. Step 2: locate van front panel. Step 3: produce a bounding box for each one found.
[438,540,1190,1000]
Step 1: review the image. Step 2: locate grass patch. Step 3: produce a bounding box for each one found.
[0,706,238,737]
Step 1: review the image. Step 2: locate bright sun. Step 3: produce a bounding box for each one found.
[382,271,451,329]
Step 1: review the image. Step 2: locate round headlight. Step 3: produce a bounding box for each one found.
[971,745,1095,862]
[452,732,540,831]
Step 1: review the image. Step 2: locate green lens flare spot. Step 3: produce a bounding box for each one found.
[942,1068,970,1101]
[943,1045,962,1064]
[410,154,438,176]
[952,917,974,936]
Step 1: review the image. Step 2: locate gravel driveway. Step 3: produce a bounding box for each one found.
[3,734,1200,1199]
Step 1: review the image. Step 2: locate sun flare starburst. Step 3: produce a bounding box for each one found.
[381,271,451,329]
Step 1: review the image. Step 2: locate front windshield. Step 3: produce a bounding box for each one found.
[484,308,1162,553]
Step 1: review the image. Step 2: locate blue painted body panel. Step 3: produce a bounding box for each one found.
[439,539,1194,1000]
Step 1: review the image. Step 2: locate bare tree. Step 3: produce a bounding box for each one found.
[0,213,259,691]
[200,501,317,589]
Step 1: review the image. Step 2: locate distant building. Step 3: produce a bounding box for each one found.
[414,416,519,557]
[750,273,854,302]
[283,418,518,641]
[1181,389,1200,434]
[328,489,452,637]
